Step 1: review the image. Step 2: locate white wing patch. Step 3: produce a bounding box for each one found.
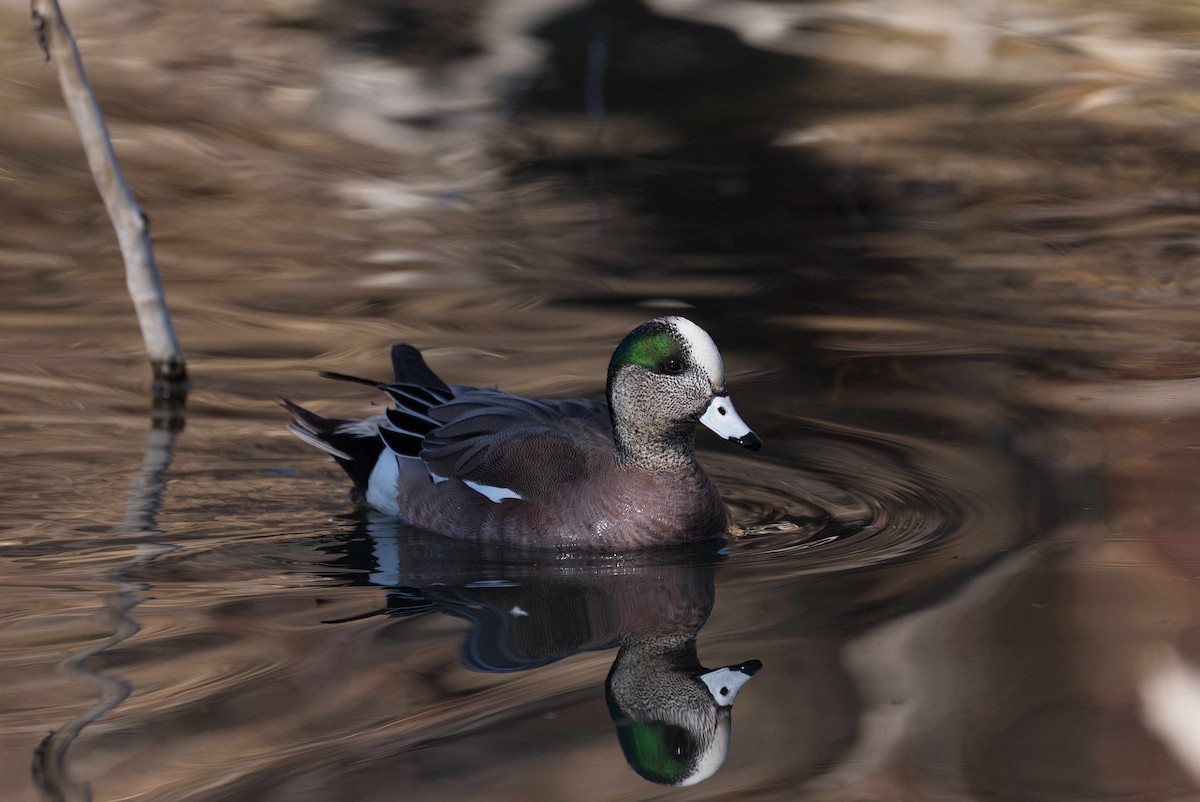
[668,316,725,387]
[463,480,523,503]
[371,445,519,503]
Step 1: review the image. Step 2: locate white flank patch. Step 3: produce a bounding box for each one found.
[667,316,725,386]
[463,480,523,503]
[509,606,529,617]
[365,452,401,515]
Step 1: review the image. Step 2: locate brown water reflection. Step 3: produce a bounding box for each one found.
[3,0,1200,799]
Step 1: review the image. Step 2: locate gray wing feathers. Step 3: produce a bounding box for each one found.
[417,389,612,499]
[428,409,527,440]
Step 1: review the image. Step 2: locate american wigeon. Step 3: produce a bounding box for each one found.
[286,316,761,549]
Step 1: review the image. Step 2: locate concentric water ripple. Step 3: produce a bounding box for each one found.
[709,423,1019,574]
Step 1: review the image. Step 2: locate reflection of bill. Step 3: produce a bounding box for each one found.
[350,516,763,785]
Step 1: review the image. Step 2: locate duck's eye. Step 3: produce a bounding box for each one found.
[658,356,685,375]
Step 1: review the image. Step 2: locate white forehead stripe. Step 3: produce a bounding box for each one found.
[666,316,725,386]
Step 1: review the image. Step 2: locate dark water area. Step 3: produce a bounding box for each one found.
[3,0,1200,799]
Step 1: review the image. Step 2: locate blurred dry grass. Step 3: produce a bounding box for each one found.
[3,0,1198,402]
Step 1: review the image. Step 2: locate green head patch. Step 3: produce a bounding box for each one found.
[609,321,683,378]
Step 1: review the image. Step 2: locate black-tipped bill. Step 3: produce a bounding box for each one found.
[736,431,762,451]
[733,659,763,677]
[699,394,761,451]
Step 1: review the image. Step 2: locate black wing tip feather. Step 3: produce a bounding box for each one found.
[379,426,423,458]
[318,371,382,388]
[315,347,453,402]
[390,344,452,394]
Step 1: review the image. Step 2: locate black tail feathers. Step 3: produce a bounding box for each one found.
[282,399,383,492]
[286,344,449,493]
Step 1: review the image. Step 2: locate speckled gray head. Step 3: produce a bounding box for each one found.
[607,317,761,467]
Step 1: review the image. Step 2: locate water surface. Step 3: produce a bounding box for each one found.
[2,1,1200,799]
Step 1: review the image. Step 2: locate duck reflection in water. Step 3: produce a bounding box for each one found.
[329,514,762,786]
[607,630,761,785]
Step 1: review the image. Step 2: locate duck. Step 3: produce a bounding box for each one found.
[285,316,761,550]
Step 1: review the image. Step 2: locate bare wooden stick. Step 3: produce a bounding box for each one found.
[31,0,187,401]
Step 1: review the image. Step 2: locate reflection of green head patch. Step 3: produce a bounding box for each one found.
[615,720,691,785]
